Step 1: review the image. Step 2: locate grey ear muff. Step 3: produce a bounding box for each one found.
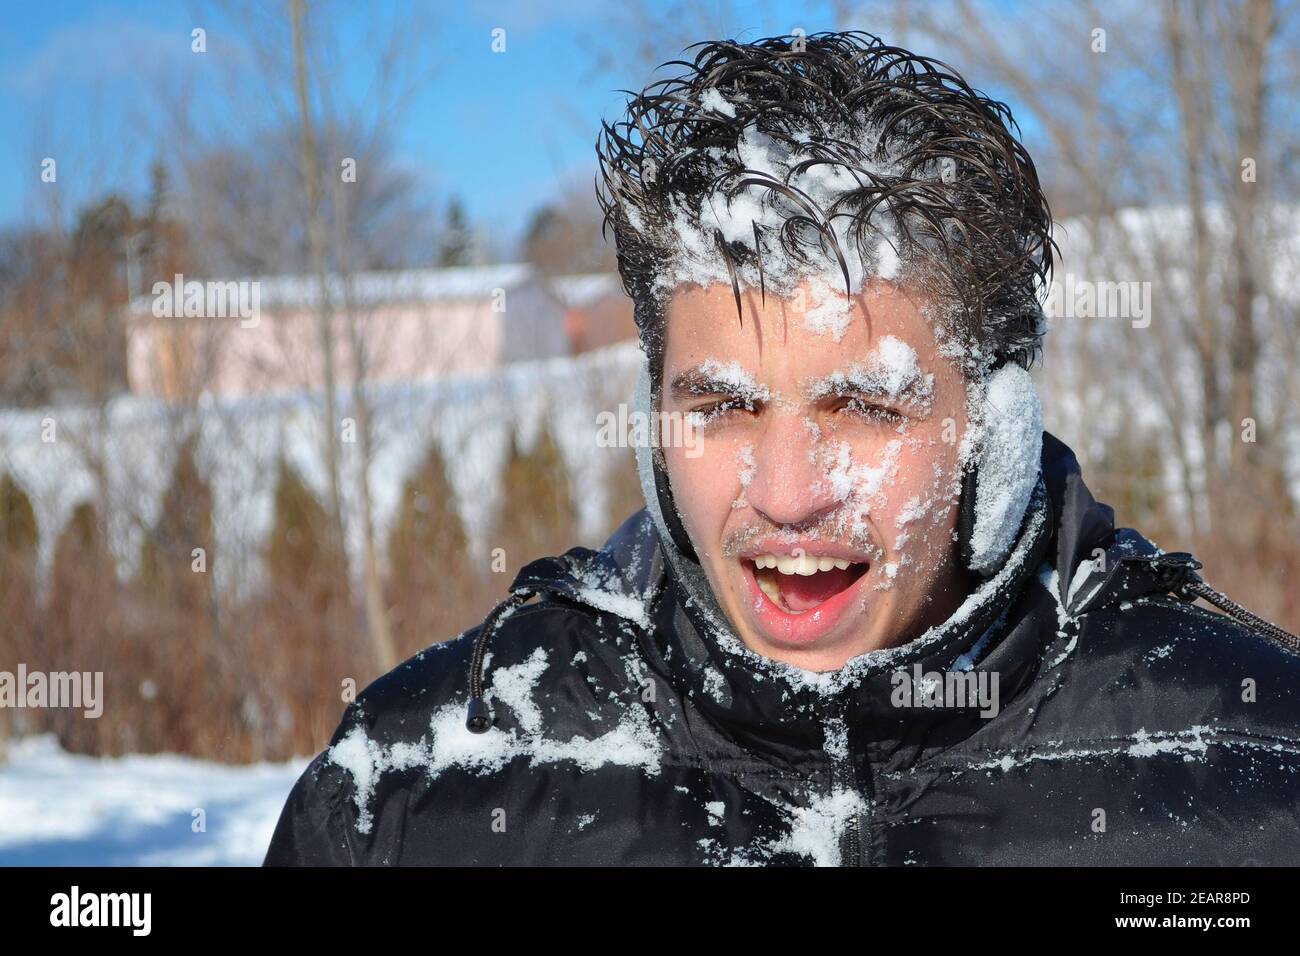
[955,463,980,572]
[652,447,699,562]
[634,355,700,563]
[960,363,1044,575]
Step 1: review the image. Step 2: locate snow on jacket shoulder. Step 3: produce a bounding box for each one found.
[264,434,1300,866]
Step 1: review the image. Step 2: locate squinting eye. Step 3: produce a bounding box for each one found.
[839,398,904,426]
[687,399,755,425]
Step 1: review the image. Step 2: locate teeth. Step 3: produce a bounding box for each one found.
[751,554,858,575]
[756,573,782,605]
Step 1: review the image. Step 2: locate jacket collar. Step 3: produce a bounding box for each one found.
[643,481,1055,764]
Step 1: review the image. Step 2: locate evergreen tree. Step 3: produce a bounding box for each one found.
[490,424,577,574]
[601,447,646,540]
[46,501,118,754]
[260,457,358,757]
[266,458,349,605]
[0,474,38,758]
[132,435,221,756]
[138,435,214,611]
[438,198,473,267]
[387,442,486,656]
[0,471,37,567]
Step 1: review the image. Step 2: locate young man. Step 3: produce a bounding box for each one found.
[266,32,1300,866]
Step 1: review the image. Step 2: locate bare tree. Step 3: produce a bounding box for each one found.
[159,0,442,673]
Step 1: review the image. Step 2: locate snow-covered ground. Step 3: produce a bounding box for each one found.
[0,735,308,866]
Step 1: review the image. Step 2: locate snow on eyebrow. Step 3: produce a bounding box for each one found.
[327,647,662,834]
[805,334,934,412]
[695,359,771,401]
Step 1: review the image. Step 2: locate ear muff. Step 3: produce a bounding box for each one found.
[955,463,980,572]
[958,363,1044,576]
[651,446,699,562]
[634,355,701,563]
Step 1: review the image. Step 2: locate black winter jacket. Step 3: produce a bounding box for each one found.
[265,433,1300,866]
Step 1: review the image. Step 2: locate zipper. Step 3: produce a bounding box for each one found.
[826,696,864,867]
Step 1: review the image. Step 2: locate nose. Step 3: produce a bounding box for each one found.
[743,410,842,528]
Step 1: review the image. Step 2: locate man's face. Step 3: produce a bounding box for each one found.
[659,278,973,671]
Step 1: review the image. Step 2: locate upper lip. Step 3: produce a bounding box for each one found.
[736,538,875,564]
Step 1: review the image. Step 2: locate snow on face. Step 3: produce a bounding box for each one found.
[816,437,903,544]
[802,273,857,342]
[659,280,974,671]
[732,444,756,510]
[806,335,935,415]
[697,359,771,405]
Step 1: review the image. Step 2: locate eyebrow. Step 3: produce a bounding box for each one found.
[668,363,770,401]
[804,365,935,411]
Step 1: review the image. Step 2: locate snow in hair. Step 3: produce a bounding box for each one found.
[596,30,1056,373]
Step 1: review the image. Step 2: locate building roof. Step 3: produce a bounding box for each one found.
[548,273,624,309]
[128,263,538,314]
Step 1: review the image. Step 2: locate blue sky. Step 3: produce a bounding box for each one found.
[0,0,1027,257]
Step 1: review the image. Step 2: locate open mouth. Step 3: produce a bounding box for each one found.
[748,553,870,614]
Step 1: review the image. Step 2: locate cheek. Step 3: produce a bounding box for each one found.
[662,441,739,538]
[880,430,965,556]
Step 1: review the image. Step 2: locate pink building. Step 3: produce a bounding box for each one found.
[125,264,579,399]
[550,274,638,354]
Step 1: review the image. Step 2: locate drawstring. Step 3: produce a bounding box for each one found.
[1180,580,1300,653]
[465,588,535,733]
[1154,554,1300,653]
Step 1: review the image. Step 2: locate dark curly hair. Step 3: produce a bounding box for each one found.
[595,30,1056,381]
